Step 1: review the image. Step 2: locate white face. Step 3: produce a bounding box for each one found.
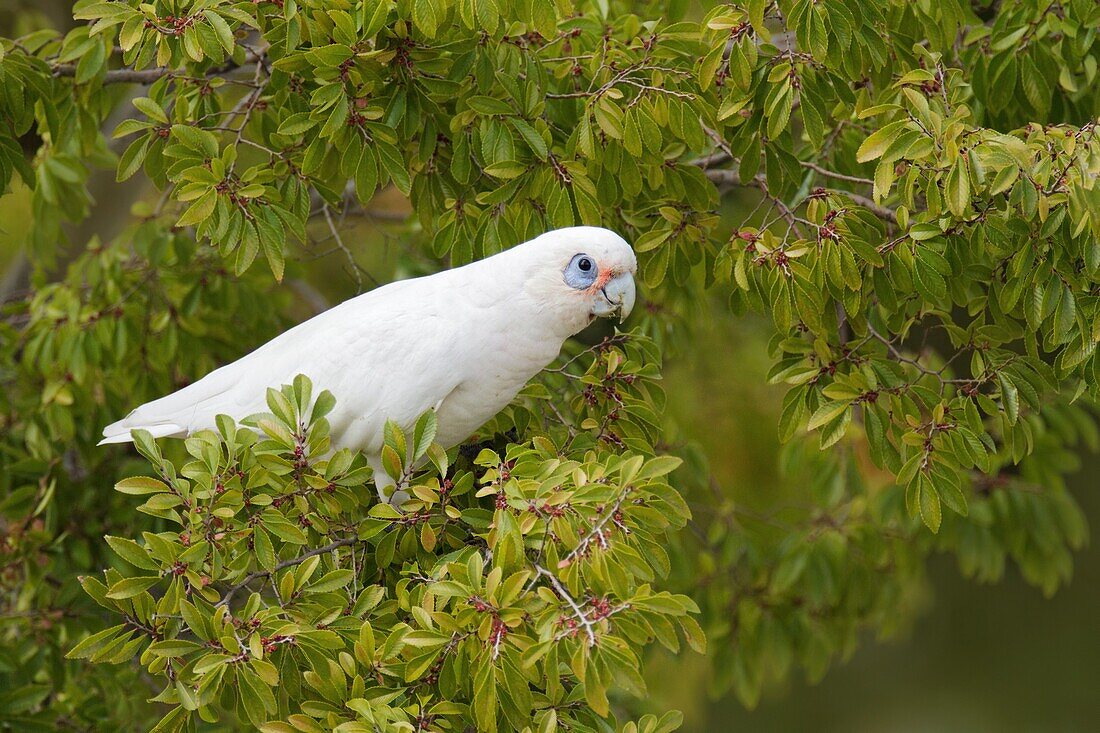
[548,227,638,323]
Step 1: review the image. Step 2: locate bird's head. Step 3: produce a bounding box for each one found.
[518,226,637,331]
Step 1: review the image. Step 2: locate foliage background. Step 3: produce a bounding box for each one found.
[2,0,1100,730]
[653,311,1100,731]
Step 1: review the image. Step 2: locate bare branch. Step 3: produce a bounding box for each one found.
[287,278,331,315]
[703,168,810,237]
[0,254,29,305]
[322,204,365,293]
[832,190,898,224]
[342,208,411,222]
[52,66,171,84]
[799,161,874,187]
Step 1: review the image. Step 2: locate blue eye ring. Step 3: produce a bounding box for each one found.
[564,253,599,289]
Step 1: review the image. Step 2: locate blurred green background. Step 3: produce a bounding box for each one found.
[656,312,1100,732]
[2,2,1099,731]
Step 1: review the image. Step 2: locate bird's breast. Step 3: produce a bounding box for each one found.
[433,316,564,447]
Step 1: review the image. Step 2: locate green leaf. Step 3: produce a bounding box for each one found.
[308,569,355,593]
[171,125,220,158]
[919,479,942,533]
[934,468,968,516]
[133,97,168,124]
[413,0,443,37]
[106,576,160,599]
[115,476,169,495]
[105,536,159,570]
[469,96,515,116]
[375,140,411,195]
[67,624,127,660]
[177,190,217,227]
[204,11,236,53]
[147,639,203,657]
[511,118,548,160]
[999,374,1019,424]
[256,210,285,282]
[856,120,908,163]
[355,146,379,204]
[116,136,150,182]
[945,161,970,217]
[278,113,317,136]
[806,400,851,431]
[473,658,498,732]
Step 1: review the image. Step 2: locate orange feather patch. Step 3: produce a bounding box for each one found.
[588,268,614,293]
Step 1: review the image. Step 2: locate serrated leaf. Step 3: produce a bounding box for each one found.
[806,400,851,431]
[856,120,908,163]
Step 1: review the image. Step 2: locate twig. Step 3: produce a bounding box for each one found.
[0,254,29,305]
[559,489,632,567]
[287,278,330,314]
[799,161,874,186]
[51,49,265,86]
[704,169,810,236]
[52,66,171,84]
[322,204,365,293]
[340,208,410,222]
[534,565,597,647]
[832,190,898,224]
[215,537,357,608]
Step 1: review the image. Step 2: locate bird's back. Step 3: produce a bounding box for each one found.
[100,234,586,452]
[99,275,439,444]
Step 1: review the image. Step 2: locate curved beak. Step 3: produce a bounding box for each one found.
[592,272,636,323]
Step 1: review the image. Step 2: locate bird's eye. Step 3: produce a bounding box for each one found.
[563,253,599,289]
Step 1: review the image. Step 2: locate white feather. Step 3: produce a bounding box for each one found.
[100,226,637,501]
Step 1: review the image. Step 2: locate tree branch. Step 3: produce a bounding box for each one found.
[559,489,632,567]
[322,204,366,293]
[703,168,810,236]
[835,190,898,224]
[51,50,264,86]
[0,254,29,305]
[534,564,597,647]
[799,161,874,186]
[214,537,357,609]
[287,278,331,315]
[52,66,170,84]
[704,167,898,226]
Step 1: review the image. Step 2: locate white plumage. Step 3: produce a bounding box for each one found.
[100,226,637,501]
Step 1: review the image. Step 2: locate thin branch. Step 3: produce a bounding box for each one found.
[52,66,172,84]
[215,537,357,608]
[322,204,365,293]
[341,208,411,222]
[704,168,810,236]
[833,190,898,224]
[559,489,632,567]
[534,565,597,647]
[287,278,331,315]
[799,161,874,186]
[51,50,264,86]
[697,124,897,228]
[0,254,29,305]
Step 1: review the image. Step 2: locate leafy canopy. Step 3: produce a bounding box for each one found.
[71,373,693,733]
[0,0,1098,729]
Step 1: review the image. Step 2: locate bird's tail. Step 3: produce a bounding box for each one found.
[98,418,185,446]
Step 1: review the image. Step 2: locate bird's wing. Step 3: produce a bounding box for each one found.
[99,350,272,444]
[99,277,464,446]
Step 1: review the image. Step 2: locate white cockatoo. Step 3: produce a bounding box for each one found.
[100,226,637,501]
